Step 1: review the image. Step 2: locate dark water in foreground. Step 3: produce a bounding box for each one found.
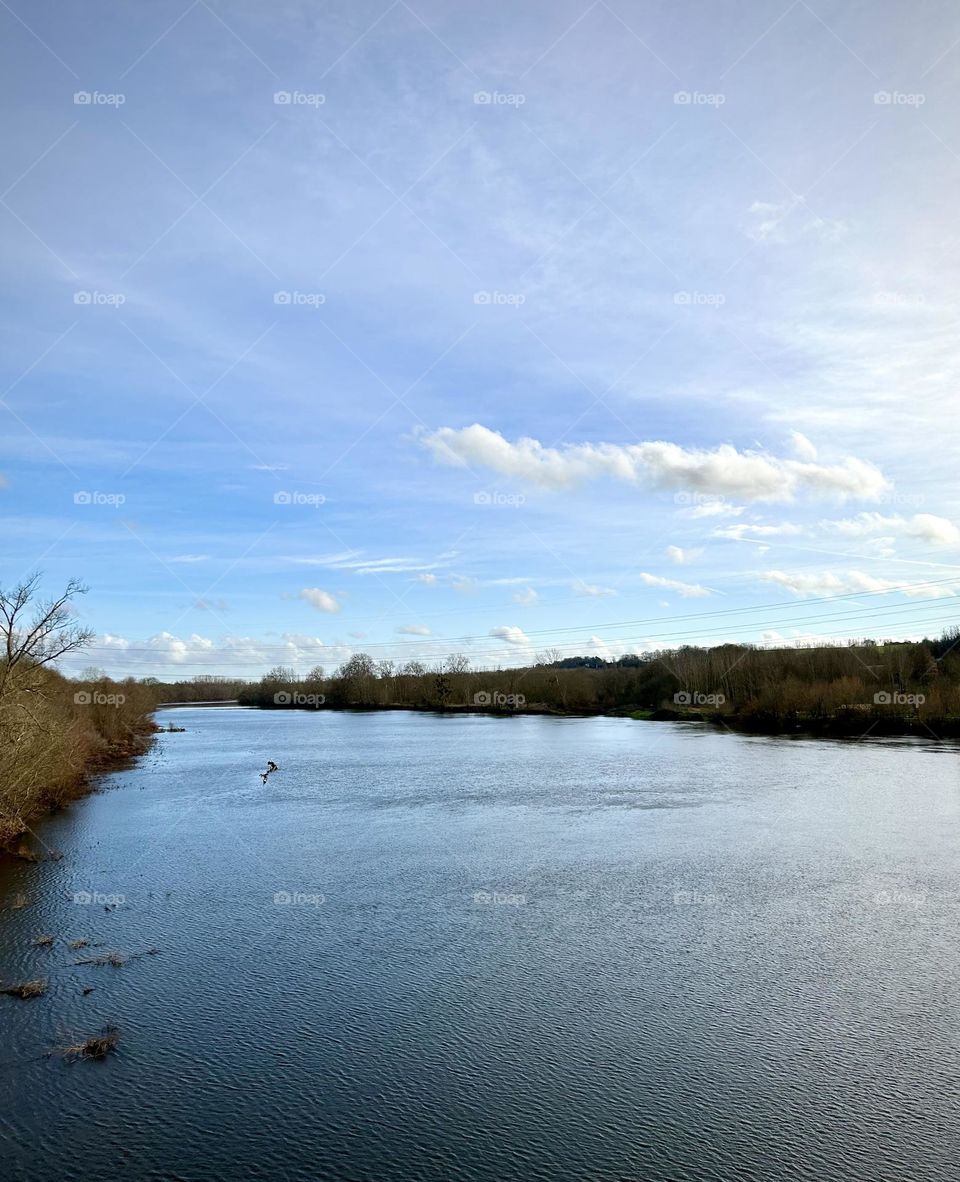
[1,709,959,1182]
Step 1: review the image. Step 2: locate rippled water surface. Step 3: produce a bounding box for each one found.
[1,708,959,1181]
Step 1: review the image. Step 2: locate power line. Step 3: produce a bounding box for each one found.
[62,572,960,661]
[57,601,960,673]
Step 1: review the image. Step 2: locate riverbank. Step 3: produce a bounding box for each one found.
[247,698,955,738]
[0,725,157,856]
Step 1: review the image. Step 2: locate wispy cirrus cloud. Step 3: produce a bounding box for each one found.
[573,580,616,598]
[288,551,447,576]
[713,523,804,540]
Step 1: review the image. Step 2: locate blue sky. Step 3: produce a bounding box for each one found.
[3,0,960,677]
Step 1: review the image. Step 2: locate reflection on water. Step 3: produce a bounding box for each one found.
[1,709,958,1181]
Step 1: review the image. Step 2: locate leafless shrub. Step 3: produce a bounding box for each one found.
[59,1026,119,1062]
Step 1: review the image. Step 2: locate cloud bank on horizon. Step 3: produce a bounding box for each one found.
[2,0,960,676]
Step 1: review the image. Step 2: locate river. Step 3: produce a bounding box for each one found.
[1,708,958,1181]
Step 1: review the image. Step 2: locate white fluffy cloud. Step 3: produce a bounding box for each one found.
[761,570,956,599]
[421,424,888,503]
[512,587,539,606]
[585,635,652,660]
[396,624,431,635]
[490,625,531,647]
[684,500,745,519]
[710,512,960,554]
[666,545,703,564]
[820,512,960,547]
[639,573,712,598]
[69,632,353,679]
[299,588,340,613]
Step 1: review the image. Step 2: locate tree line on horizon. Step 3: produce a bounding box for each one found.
[59,629,960,727]
[226,631,960,729]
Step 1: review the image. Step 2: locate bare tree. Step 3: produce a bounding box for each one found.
[262,665,297,685]
[0,575,94,707]
[535,648,562,667]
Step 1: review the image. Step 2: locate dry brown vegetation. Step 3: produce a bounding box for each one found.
[32,933,54,947]
[59,1026,119,1062]
[234,633,960,735]
[0,575,159,849]
[74,951,126,967]
[1,979,47,998]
